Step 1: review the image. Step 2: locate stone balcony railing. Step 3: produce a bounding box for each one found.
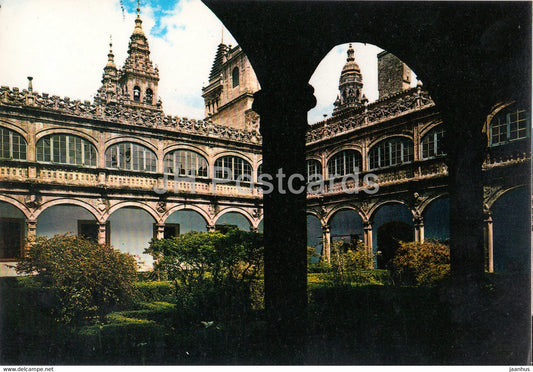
[0,161,263,199]
[0,152,528,199]
[0,86,262,145]
[306,86,435,144]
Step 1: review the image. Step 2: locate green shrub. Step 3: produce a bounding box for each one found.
[145,228,264,322]
[390,240,450,286]
[321,240,375,285]
[133,281,174,302]
[16,234,137,323]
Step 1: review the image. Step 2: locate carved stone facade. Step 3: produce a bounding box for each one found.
[0,28,529,276]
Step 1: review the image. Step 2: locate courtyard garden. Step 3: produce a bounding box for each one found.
[0,230,529,365]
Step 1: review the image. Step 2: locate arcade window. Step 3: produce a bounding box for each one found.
[0,127,27,161]
[421,126,446,159]
[214,155,252,181]
[327,150,362,179]
[164,150,208,177]
[105,142,157,172]
[36,134,97,167]
[490,106,529,146]
[369,137,413,170]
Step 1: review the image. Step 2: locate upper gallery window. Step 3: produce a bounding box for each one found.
[0,127,27,161]
[306,159,322,181]
[232,67,240,88]
[36,134,97,167]
[164,150,208,177]
[105,142,157,172]
[490,105,529,146]
[214,155,252,181]
[327,150,362,179]
[421,126,446,159]
[369,137,413,170]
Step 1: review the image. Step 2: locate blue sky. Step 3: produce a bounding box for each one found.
[0,0,416,123]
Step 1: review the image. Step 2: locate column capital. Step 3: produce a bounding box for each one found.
[252,84,317,118]
[413,215,424,226]
[321,224,330,233]
[363,220,373,230]
[206,224,216,232]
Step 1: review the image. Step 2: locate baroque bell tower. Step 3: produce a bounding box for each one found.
[333,44,364,116]
[118,1,161,110]
[96,1,162,111]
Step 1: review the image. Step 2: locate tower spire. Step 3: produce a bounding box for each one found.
[333,43,364,115]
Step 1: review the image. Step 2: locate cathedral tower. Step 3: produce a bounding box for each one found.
[333,44,364,116]
[95,2,161,111]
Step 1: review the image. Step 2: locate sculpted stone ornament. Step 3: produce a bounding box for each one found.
[156,201,166,213]
[24,194,40,209]
[96,198,109,212]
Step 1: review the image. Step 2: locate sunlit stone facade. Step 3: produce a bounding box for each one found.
[0,16,529,275]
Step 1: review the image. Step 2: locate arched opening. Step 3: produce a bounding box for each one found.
[0,201,26,260]
[232,67,240,88]
[421,125,446,160]
[329,209,364,247]
[368,137,414,170]
[107,207,155,270]
[491,187,530,273]
[133,86,141,102]
[308,42,418,123]
[145,88,153,104]
[306,214,322,262]
[372,203,414,269]
[37,204,97,241]
[0,127,27,161]
[215,211,251,232]
[214,155,252,181]
[36,134,97,167]
[164,149,208,177]
[423,197,450,241]
[164,209,208,237]
[105,142,157,172]
[327,150,362,180]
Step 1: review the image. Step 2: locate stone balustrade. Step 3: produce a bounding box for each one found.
[0,86,262,145]
[306,87,435,144]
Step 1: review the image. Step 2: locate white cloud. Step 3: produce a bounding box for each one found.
[0,0,235,119]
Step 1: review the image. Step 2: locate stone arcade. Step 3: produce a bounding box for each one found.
[0,3,529,284]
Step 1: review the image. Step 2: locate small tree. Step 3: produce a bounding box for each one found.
[390,240,450,286]
[16,234,137,323]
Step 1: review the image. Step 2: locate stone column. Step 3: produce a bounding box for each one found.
[444,107,487,281]
[26,218,37,250]
[321,224,331,263]
[363,221,373,268]
[98,222,108,245]
[484,212,494,273]
[252,83,316,338]
[414,216,425,243]
[155,223,165,240]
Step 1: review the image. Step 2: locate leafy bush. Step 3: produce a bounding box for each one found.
[145,228,264,321]
[16,234,137,323]
[390,240,450,286]
[321,240,376,285]
[133,281,174,303]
